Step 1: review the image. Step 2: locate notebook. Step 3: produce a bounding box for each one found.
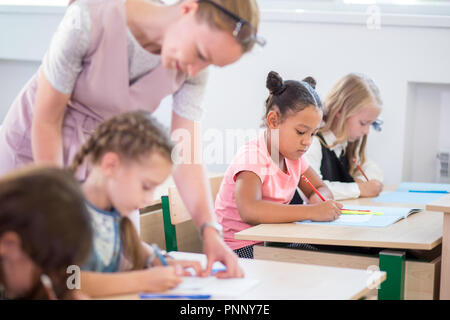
[169,276,260,297]
[297,205,421,228]
[372,182,450,204]
[143,251,260,298]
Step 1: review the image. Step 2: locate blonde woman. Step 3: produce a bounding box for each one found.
[304,73,384,200]
[0,0,262,278]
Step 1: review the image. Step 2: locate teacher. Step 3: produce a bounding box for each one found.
[0,0,262,278]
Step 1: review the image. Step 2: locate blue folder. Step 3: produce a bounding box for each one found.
[372,182,450,204]
[396,182,450,193]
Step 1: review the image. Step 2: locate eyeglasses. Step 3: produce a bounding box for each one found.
[197,0,266,47]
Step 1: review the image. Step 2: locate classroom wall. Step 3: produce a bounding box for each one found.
[1,3,450,185]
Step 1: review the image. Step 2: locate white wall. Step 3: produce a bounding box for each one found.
[1,3,450,185]
[404,83,450,183]
[200,14,450,184]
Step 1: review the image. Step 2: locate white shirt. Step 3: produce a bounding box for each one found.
[304,131,384,200]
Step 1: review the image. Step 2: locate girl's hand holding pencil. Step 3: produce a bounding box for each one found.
[353,158,383,197]
[300,175,343,221]
[139,265,184,292]
[310,200,343,221]
[355,179,383,197]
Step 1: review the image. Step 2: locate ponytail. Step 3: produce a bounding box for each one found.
[119,217,149,270]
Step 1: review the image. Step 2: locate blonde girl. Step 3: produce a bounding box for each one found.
[304,73,384,200]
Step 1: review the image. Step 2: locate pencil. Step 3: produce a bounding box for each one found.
[301,175,326,201]
[152,243,169,266]
[353,158,369,182]
[408,190,449,194]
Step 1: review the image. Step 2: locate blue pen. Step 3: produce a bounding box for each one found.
[211,266,227,275]
[408,190,449,194]
[139,293,211,300]
[151,244,169,266]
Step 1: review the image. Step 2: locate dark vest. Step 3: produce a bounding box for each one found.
[289,188,304,205]
[317,133,354,183]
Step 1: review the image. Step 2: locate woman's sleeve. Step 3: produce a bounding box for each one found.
[41,2,91,95]
[172,69,209,121]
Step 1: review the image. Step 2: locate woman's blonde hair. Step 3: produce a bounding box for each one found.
[195,0,260,53]
[69,111,174,270]
[319,73,382,176]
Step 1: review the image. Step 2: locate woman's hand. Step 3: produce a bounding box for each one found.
[201,227,244,279]
[167,259,203,277]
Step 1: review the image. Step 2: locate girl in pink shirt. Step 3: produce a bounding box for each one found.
[215,71,343,258]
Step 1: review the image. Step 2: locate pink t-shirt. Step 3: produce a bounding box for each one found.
[215,131,309,250]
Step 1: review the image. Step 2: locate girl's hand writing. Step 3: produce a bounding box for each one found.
[139,265,183,293]
[310,200,343,221]
[356,180,383,197]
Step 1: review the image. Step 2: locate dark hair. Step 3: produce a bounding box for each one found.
[69,111,173,271]
[0,165,92,299]
[263,71,322,125]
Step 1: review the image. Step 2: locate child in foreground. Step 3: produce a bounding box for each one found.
[0,165,92,300]
[70,111,203,297]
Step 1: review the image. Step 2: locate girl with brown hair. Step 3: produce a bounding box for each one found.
[0,166,92,300]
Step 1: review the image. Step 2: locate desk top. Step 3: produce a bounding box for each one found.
[426,194,450,213]
[236,185,443,250]
[98,252,385,300]
[235,210,443,250]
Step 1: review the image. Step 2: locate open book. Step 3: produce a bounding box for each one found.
[298,205,421,228]
[372,182,450,205]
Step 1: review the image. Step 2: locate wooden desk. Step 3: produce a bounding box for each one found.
[99,252,386,300]
[235,197,443,299]
[235,210,442,250]
[426,194,450,300]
